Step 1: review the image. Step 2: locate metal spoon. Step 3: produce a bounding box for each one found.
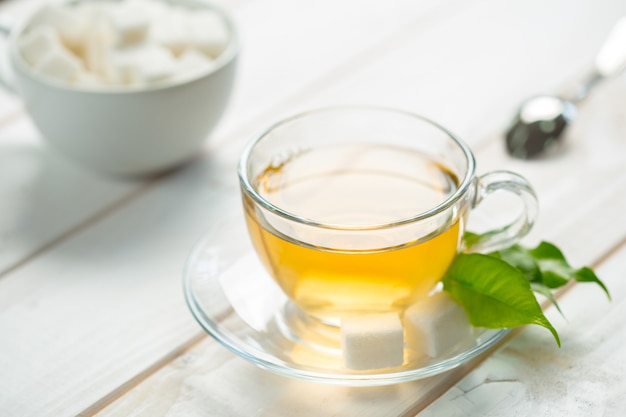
[506,17,626,159]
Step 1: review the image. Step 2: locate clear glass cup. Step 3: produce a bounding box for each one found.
[238,106,538,323]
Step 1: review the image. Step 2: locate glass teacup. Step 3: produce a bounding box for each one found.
[238,106,537,323]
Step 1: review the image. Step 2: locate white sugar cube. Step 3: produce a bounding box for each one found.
[150,9,189,55]
[73,70,105,87]
[19,26,62,66]
[104,46,138,85]
[127,0,168,19]
[134,44,176,83]
[75,0,115,23]
[104,43,175,85]
[175,48,216,79]
[188,11,229,58]
[31,5,87,52]
[341,313,404,370]
[83,19,115,75]
[33,46,83,82]
[404,292,473,358]
[108,3,150,45]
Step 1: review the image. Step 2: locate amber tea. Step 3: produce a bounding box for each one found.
[243,144,464,320]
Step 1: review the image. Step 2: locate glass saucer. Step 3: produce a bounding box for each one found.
[182,214,510,386]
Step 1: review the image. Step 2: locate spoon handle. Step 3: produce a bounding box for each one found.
[571,72,604,102]
[595,16,626,78]
[570,16,626,103]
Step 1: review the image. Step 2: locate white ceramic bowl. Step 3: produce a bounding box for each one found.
[3,0,238,176]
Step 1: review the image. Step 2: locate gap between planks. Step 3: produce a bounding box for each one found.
[75,332,208,417]
[0,176,160,280]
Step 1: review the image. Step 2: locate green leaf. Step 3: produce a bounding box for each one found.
[530,241,610,298]
[528,241,564,259]
[575,267,611,300]
[488,238,610,299]
[442,253,561,347]
[530,282,565,318]
[445,233,610,347]
[462,231,482,250]
[491,244,542,283]
[528,241,570,287]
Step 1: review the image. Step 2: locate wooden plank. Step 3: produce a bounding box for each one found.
[0,118,138,273]
[92,337,508,417]
[1,0,625,416]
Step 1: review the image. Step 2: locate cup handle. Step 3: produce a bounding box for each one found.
[466,170,539,253]
[0,14,17,94]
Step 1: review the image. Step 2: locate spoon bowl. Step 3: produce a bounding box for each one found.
[505,95,577,159]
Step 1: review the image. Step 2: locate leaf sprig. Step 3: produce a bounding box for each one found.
[442,233,610,346]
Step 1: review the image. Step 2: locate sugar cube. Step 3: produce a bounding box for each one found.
[108,3,150,45]
[33,46,83,82]
[126,0,168,19]
[151,9,189,55]
[404,292,473,358]
[341,313,404,370]
[83,20,114,75]
[103,46,138,85]
[188,11,229,58]
[175,48,216,79]
[104,42,176,85]
[19,26,62,66]
[31,5,87,52]
[134,44,176,83]
[73,70,106,87]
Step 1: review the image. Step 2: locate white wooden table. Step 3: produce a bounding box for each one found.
[1,0,626,415]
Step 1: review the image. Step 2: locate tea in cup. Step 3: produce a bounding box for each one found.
[238,107,538,323]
